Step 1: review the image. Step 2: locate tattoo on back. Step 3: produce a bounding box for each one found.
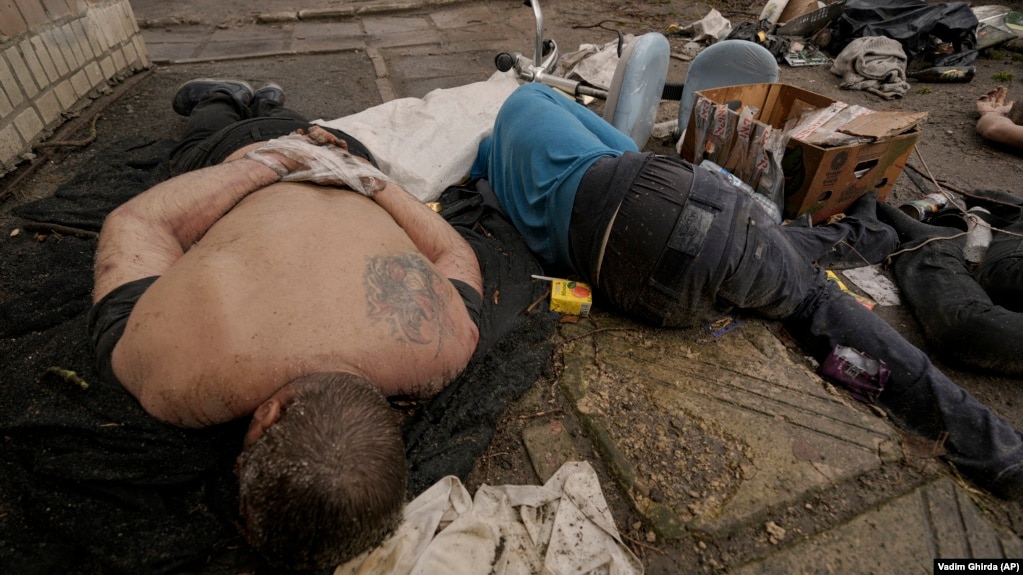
[364,254,455,355]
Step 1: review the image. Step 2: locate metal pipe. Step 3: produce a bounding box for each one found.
[531,0,544,68]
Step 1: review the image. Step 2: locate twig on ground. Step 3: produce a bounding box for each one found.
[517,409,563,420]
[21,222,98,240]
[623,532,667,556]
[40,367,89,390]
[525,288,551,315]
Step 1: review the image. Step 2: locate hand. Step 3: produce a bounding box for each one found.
[245,129,389,196]
[977,86,1014,117]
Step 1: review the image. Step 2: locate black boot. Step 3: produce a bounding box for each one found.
[249,83,286,117]
[172,78,254,117]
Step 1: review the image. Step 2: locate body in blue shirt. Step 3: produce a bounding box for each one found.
[471,83,639,269]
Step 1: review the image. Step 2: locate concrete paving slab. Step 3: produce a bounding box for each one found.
[730,477,1023,574]
[291,20,365,40]
[141,27,212,62]
[198,39,293,61]
[523,419,579,483]
[381,46,494,97]
[289,35,366,55]
[559,315,901,540]
[362,14,436,37]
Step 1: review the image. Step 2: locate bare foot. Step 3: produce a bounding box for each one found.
[977,86,1014,116]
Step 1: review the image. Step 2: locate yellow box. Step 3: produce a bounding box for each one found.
[549,279,592,316]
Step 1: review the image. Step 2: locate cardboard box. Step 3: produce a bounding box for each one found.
[681,83,921,224]
[549,279,592,316]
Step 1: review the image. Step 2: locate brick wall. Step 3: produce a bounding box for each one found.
[0,0,150,177]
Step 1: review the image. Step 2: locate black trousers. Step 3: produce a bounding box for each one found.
[881,196,1023,376]
[586,159,1023,500]
[168,93,375,174]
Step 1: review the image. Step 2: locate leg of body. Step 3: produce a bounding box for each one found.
[635,184,1023,499]
[168,80,314,174]
[168,98,374,175]
[472,83,639,269]
[974,221,1023,310]
[784,279,1023,499]
[878,202,1023,376]
[779,192,898,269]
[169,92,251,172]
[709,206,1023,497]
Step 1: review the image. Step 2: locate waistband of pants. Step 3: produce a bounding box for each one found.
[177,118,378,173]
[646,163,740,296]
[601,155,697,290]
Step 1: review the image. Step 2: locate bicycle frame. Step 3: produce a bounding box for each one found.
[494,0,609,100]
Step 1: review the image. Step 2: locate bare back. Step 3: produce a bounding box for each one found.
[110,183,479,426]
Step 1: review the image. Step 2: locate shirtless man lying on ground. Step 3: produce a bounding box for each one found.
[90,79,483,570]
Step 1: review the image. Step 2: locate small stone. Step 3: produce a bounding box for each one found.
[765,521,786,545]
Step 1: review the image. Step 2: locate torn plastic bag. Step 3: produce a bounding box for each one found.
[828,0,979,67]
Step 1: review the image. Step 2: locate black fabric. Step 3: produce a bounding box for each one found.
[167,91,378,175]
[87,275,160,388]
[449,277,484,331]
[569,150,653,285]
[828,0,979,67]
[596,158,739,328]
[0,137,555,574]
[403,180,557,495]
[12,135,176,232]
[779,192,899,271]
[877,198,1023,376]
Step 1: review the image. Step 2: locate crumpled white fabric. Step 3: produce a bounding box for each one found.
[334,461,643,575]
[678,9,733,43]
[830,36,911,100]
[249,132,390,196]
[553,35,636,92]
[317,71,520,202]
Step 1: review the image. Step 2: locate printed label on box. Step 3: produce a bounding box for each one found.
[550,279,592,316]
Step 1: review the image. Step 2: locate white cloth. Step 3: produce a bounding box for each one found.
[554,35,636,91]
[680,9,733,43]
[247,131,390,195]
[334,461,643,575]
[830,36,911,100]
[317,71,520,202]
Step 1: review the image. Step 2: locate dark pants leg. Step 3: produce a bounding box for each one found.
[878,202,1023,376]
[783,277,1023,499]
[974,221,1023,311]
[779,193,898,269]
[661,182,1023,499]
[594,159,1023,497]
[168,93,308,174]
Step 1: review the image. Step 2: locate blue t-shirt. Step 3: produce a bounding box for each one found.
[471,83,639,270]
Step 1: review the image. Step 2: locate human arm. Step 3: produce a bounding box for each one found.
[975,86,1023,152]
[371,181,483,297]
[976,114,1023,152]
[93,154,294,303]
